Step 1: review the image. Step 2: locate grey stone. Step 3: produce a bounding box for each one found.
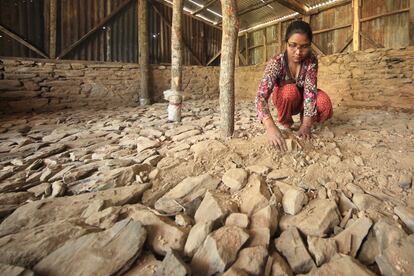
[191,226,249,275]
[225,213,249,228]
[155,174,220,214]
[194,191,238,224]
[137,136,160,152]
[275,227,316,274]
[269,252,293,276]
[248,227,271,247]
[222,168,248,192]
[0,263,34,276]
[246,165,271,175]
[232,246,269,275]
[394,205,414,233]
[282,189,308,215]
[184,221,214,257]
[305,255,376,276]
[240,174,271,215]
[352,194,381,210]
[156,250,190,276]
[124,252,161,276]
[250,205,278,235]
[307,236,338,266]
[34,219,146,275]
[398,174,412,189]
[376,234,414,276]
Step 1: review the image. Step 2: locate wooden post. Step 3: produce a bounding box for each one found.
[106,0,112,61]
[278,22,282,53]
[138,0,150,105]
[410,0,414,45]
[352,0,360,51]
[49,0,57,59]
[171,0,184,92]
[244,33,248,65]
[263,29,267,62]
[235,36,240,67]
[219,0,239,137]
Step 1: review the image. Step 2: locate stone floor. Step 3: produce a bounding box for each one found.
[0,99,413,275]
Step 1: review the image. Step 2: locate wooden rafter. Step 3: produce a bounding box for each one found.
[58,0,133,59]
[360,31,384,48]
[217,0,279,25]
[274,0,308,15]
[311,42,325,56]
[338,35,353,53]
[152,4,203,65]
[0,24,48,58]
[206,50,221,65]
[192,0,218,15]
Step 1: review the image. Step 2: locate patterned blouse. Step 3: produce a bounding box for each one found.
[255,51,318,121]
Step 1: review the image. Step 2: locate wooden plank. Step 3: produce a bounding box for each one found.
[245,33,248,65]
[311,42,325,56]
[58,0,133,59]
[411,0,414,45]
[207,50,221,65]
[0,24,48,58]
[278,22,282,53]
[360,8,409,22]
[360,31,384,48]
[312,23,352,35]
[152,4,203,65]
[338,35,353,53]
[49,0,57,59]
[263,30,267,61]
[352,0,360,51]
[238,52,247,65]
[192,0,218,15]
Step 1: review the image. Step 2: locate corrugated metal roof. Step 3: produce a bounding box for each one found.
[181,0,341,30]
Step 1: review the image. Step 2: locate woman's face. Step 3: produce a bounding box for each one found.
[286,33,311,63]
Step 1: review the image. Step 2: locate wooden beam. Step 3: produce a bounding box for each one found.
[309,0,351,15]
[278,22,282,53]
[49,0,57,59]
[275,0,308,15]
[152,4,203,65]
[245,33,249,65]
[338,35,353,53]
[311,42,325,56]
[238,52,247,65]
[0,24,48,58]
[58,0,133,59]
[219,0,239,137]
[217,0,279,25]
[360,8,409,22]
[263,30,267,61]
[352,0,360,51]
[171,0,184,94]
[207,50,221,66]
[192,0,218,15]
[410,0,414,45]
[138,0,150,105]
[360,31,384,48]
[312,23,352,35]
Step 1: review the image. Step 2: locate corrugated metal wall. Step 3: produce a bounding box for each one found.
[0,0,222,65]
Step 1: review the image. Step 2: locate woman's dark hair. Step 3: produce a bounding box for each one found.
[285,20,313,43]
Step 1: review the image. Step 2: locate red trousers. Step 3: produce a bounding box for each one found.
[271,84,333,127]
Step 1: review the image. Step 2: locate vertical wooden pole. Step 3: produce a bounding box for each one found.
[49,0,57,59]
[139,0,150,105]
[244,32,248,65]
[263,29,267,62]
[235,36,240,67]
[219,0,239,137]
[278,22,282,53]
[410,0,414,45]
[106,0,112,61]
[171,0,184,92]
[352,0,360,51]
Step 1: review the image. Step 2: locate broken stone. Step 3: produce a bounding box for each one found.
[269,251,293,276]
[124,252,161,276]
[222,168,248,192]
[306,255,376,276]
[175,213,193,227]
[248,227,271,247]
[279,199,340,237]
[84,206,121,229]
[232,246,268,275]
[266,168,294,181]
[191,226,249,275]
[246,165,271,175]
[172,129,202,142]
[282,189,308,215]
[194,191,238,224]
[240,174,271,215]
[50,181,66,198]
[394,205,414,233]
[375,234,414,276]
[275,227,316,274]
[250,205,278,235]
[125,204,188,255]
[155,174,220,214]
[225,213,249,228]
[307,236,338,266]
[95,164,152,191]
[333,217,373,257]
[191,140,227,160]
[184,221,214,257]
[156,250,190,276]
[137,136,160,153]
[398,174,412,189]
[34,219,146,275]
[352,194,381,210]
[223,267,249,276]
[345,183,364,195]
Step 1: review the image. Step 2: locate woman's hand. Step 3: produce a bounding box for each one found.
[263,117,287,151]
[298,116,312,140]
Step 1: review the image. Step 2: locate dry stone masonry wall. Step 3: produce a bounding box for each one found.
[235,46,414,111]
[0,58,219,113]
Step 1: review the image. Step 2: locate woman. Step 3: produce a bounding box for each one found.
[255,21,333,151]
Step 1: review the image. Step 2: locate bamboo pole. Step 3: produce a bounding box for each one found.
[219,0,239,137]
[352,0,360,51]
[138,0,150,105]
[171,0,184,92]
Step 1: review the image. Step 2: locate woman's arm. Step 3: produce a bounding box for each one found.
[255,56,287,151]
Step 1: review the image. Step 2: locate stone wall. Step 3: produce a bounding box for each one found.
[235,46,414,111]
[0,58,220,113]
